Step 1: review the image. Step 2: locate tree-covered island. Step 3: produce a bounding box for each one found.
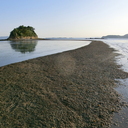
[8,25,38,40]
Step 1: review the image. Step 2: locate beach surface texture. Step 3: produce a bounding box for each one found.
[0,41,128,128]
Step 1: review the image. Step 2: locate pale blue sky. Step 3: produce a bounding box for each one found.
[1,0,128,37]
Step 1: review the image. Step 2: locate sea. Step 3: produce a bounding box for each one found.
[0,37,128,72]
[0,37,91,67]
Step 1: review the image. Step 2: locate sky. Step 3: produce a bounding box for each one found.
[1,0,128,38]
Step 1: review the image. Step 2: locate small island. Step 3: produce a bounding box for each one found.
[8,25,38,40]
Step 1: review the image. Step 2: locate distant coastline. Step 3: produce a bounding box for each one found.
[102,34,128,39]
[0,37,94,42]
[1,34,128,42]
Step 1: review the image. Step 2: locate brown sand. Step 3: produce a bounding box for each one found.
[0,41,128,128]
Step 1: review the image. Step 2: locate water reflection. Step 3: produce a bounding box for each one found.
[10,40,37,53]
[0,40,90,67]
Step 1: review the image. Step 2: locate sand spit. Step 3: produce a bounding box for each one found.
[0,41,128,128]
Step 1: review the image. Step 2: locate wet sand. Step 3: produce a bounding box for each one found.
[0,41,128,128]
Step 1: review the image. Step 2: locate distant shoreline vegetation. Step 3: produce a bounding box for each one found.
[8,25,38,40]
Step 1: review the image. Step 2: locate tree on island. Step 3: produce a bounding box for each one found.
[8,25,38,40]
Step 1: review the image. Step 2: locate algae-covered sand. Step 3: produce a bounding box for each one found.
[0,41,128,128]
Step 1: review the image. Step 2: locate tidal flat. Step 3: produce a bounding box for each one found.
[0,41,128,128]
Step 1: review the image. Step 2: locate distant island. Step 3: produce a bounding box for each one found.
[8,25,38,40]
[102,34,128,39]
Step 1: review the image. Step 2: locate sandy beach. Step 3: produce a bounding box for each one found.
[1,41,128,128]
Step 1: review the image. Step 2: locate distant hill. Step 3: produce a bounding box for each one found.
[102,34,128,39]
[8,25,38,40]
[0,36,8,39]
[123,34,128,38]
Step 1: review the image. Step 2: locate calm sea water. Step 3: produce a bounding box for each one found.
[0,40,91,67]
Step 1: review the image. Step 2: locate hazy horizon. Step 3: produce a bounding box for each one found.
[1,0,128,38]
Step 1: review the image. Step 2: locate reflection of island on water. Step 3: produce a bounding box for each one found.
[10,40,37,53]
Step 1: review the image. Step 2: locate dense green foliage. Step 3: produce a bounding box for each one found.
[8,25,38,39]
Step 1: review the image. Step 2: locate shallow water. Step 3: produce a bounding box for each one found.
[0,40,91,67]
[104,39,128,73]
[103,39,128,128]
